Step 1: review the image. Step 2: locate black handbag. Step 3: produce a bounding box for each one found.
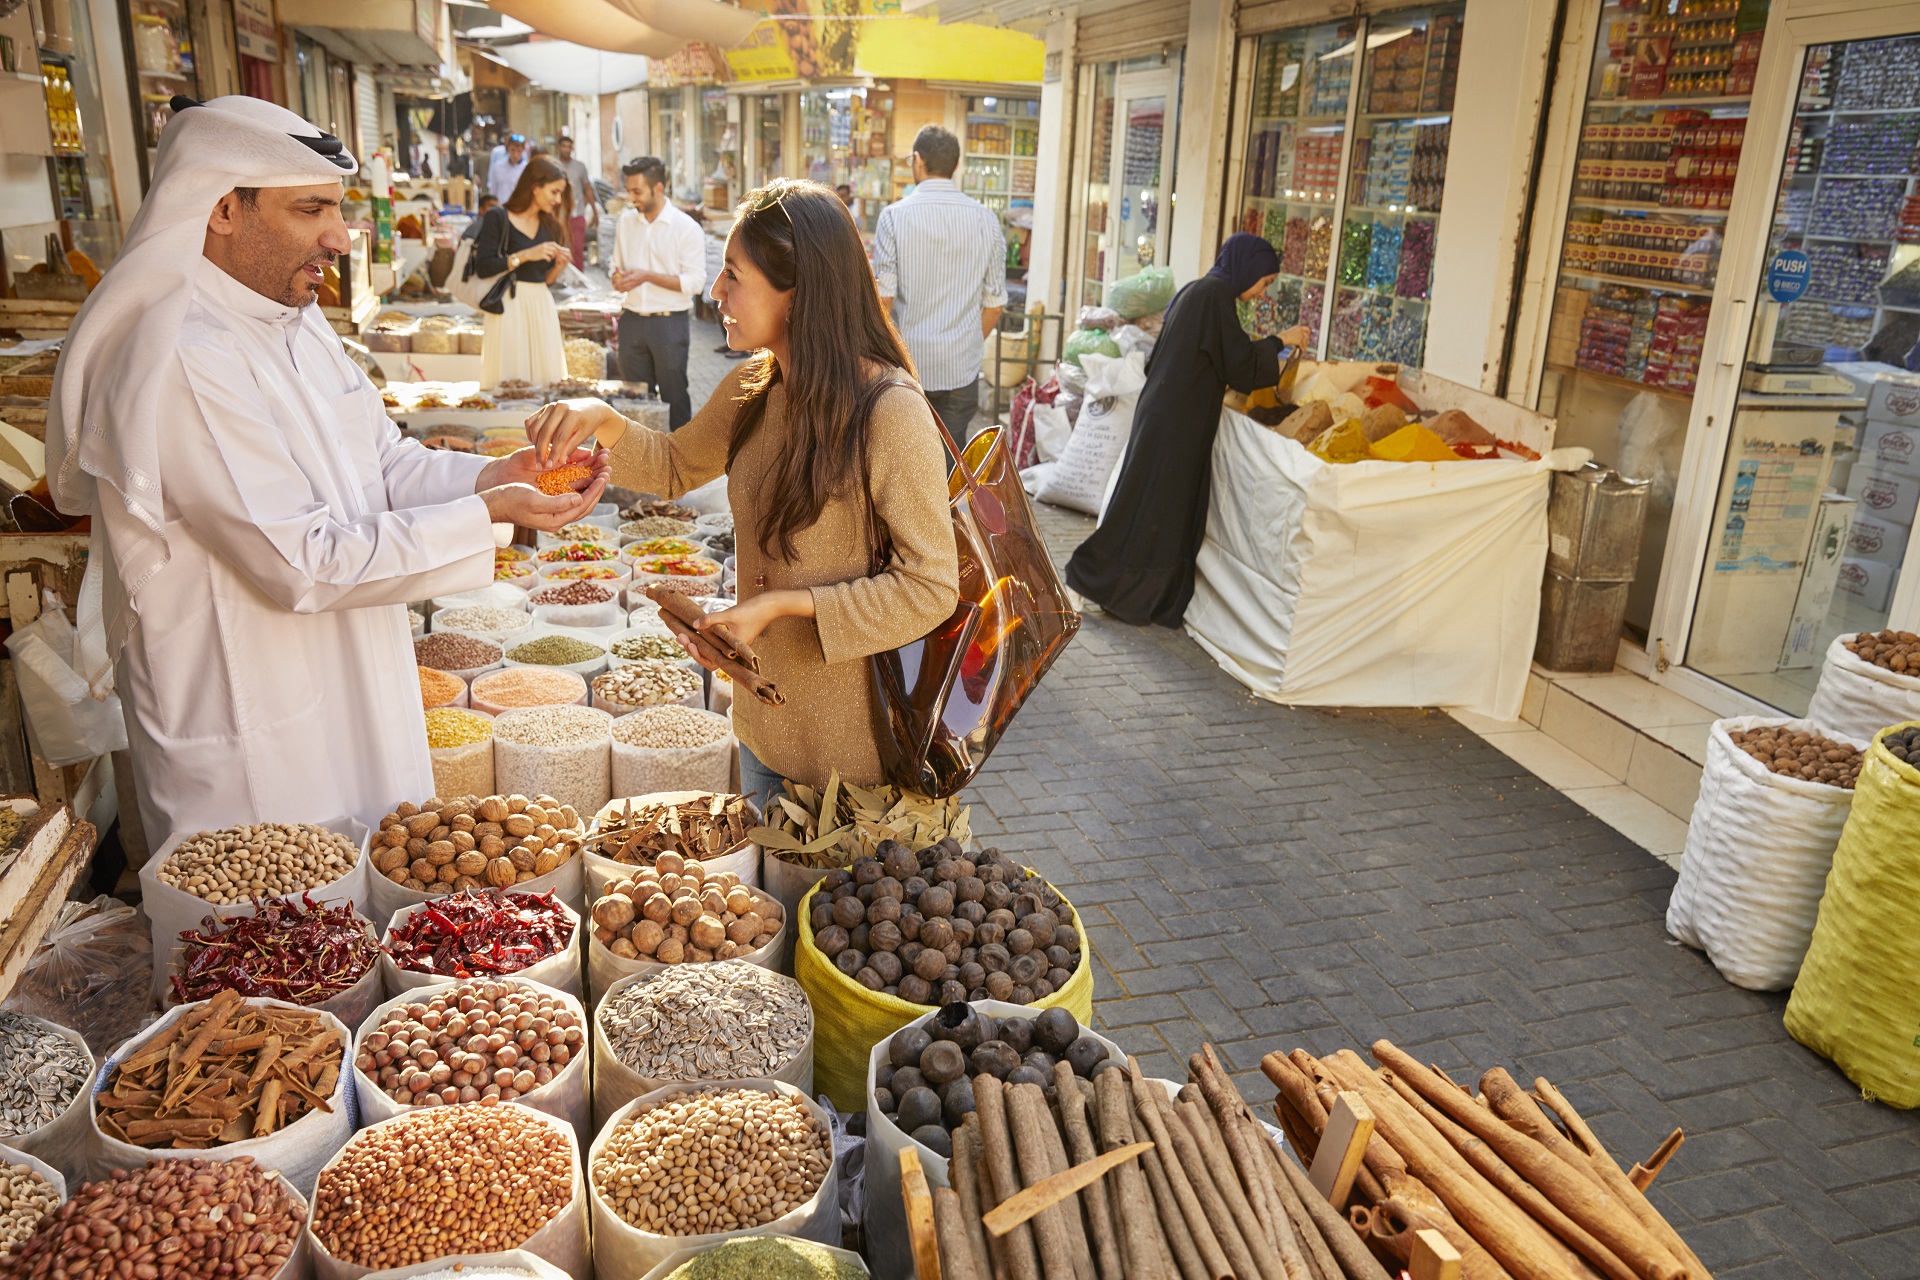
[471,210,517,315]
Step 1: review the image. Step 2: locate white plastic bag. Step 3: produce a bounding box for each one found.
[588,1081,841,1278]
[1806,636,1920,743]
[1034,350,1146,515]
[4,588,127,765]
[1,1015,94,1184]
[139,817,373,1003]
[1667,717,1868,991]
[379,894,585,999]
[1031,401,1072,463]
[353,976,590,1141]
[91,998,358,1196]
[2,895,155,1058]
[591,965,814,1129]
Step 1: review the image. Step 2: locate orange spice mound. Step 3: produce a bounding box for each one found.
[536,464,592,495]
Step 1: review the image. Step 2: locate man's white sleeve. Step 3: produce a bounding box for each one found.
[982,212,1009,310]
[872,208,898,299]
[676,219,706,300]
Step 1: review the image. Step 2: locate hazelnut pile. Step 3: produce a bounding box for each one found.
[356,978,584,1107]
[1729,726,1862,788]
[372,794,586,894]
[1843,629,1920,674]
[808,839,1081,1007]
[590,851,785,964]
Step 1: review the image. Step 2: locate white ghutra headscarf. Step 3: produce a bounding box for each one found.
[48,95,359,665]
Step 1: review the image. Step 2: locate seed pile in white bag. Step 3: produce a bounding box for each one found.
[599,963,809,1081]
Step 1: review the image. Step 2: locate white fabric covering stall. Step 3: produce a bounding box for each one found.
[1184,365,1573,722]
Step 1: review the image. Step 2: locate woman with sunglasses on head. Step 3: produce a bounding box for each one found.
[475,155,573,386]
[524,180,959,809]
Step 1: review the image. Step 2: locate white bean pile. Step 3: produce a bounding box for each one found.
[495,705,613,747]
[594,661,701,709]
[611,705,731,750]
[157,822,359,904]
[436,606,531,634]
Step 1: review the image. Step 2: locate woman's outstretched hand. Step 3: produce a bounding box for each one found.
[524,397,628,467]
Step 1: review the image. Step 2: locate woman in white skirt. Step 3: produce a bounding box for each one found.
[474,155,572,386]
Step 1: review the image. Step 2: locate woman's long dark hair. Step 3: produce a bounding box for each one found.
[505,155,572,245]
[725,179,916,561]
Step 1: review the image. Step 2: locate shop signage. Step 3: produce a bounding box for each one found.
[1766,248,1810,304]
[234,0,279,62]
[724,22,797,81]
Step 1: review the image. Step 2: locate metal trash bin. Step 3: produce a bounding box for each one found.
[1536,463,1651,671]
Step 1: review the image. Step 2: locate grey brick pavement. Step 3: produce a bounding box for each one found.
[683,339,1920,1279]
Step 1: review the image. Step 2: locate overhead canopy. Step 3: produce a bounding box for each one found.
[487,0,762,56]
[609,0,762,46]
[487,40,653,93]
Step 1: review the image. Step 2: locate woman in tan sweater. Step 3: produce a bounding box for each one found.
[526,180,959,801]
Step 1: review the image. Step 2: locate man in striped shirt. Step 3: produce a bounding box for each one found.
[872,125,1008,443]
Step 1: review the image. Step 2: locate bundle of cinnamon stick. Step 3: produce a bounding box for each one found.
[1264,1040,1701,1280]
[929,1047,1390,1280]
[96,989,342,1149]
[642,584,784,707]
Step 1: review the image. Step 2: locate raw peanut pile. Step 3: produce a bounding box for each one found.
[418,665,465,708]
[1843,629,1920,673]
[590,853,783,964]
[356,978,583,1106]
[537,541,617,563]
[0,1160,58,1255]
[1729,726,1863,787]
[611,705,731,749]
[435,606,529,635]
[531,580,616,606]
[594,660,701,708]
[535,463,593,495]
[311,1104,573,1269]
[371,793,585,894]
[415,632,503,671]
[593,1087,830,1235]
[158,822,359,904]
[471,667,588,710]
[6,1157,305,1279]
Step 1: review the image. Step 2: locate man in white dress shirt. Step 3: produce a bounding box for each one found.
[611,156,706,428]
[488,132,530,205]
[872,125,1008,443]
[48,96,607,842]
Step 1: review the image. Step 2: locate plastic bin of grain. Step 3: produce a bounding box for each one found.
[529,580,624,631]
[494,704,615,815]
[629,556,724,596]
[409,609,426,637]
[418,665,467,710]
[617,515,698,546]
[538,561,633,591]
[425,707,495,797]
[414,632,504,683]
[433,605,534,648]
[504,628,612,679]
[432,582,535,616]
[592,661,704,717]
[470,666,589,717]
[609,707,735,798]
[607,628,694,670]
[537,519,621,550]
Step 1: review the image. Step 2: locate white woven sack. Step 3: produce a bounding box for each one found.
[379,895,585,999]
[636,1238,869,1280]
[584,792,762,896]
[588,1080,841,1278]
[590,963,814,1130]
[493,706,615,818]
[361,1250,573,1280]
[1,1016,93,1184]
[585,911,786,1009]
[603,730,737,824]
[863,1001,1128,1280]
[353,975,590,1141]
[0,1140,68,1206]
[162,911,384,1033]
[306,1104,588,1280]
[138,816,372,1004]
[1806,636,1920,743]
[761,855,833,935]
[1667,716,1868,991]
[90,998,357,1196]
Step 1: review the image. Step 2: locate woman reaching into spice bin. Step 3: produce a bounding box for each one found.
[524,179,959,811]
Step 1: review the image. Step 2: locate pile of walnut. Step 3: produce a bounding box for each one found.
[1843,629,1920,674]
[1729,725,1863,788]
[590,851,785,964]
[372,794,586,894]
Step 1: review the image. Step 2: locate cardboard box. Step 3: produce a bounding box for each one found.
[1860,418,1920,478]
[1846,462,1920,528]
[1846,508,1912,567]
[1869,375,1920,427]
[1835,555,1896,614]
[1782,495,1857,669]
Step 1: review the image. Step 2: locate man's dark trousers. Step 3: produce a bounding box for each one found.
[617,310,692,428]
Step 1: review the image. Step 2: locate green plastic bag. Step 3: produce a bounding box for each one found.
[1062,326,1122,368]
[1105,266,1176,320]
[1783,720,1920,1107]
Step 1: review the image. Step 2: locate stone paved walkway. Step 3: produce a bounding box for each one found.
[685,338,1920,1280]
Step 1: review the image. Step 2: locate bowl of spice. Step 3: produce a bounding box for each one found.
[418,664,467,709]
[538,541,619,564]
[542,560,632,587]
[434,604,533,646]
[423,706,498,803]
[546,520,617,544]
[414,631,504,681]
[506,631,612,678]
[530,579,623,630]
[632,556,723,589]
[381,888,582,996]
[170,894,383,1027]
[623,537,702,560]
[470,667,590,717]
[0,1011,93,1180]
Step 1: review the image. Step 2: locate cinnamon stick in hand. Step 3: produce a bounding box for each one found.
[645,584,761,671]
[649,597,784,706]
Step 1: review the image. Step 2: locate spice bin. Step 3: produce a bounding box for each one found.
[418,666,468,710]
[586,793,762,895]
[609,707,736,799]
[414,632,505,683]
[380,889,584,998]
[635,1238,870,1280]
[469,669,590,718]
[0,1013,93,1184]
[538,561,633,590]
[493,706,616,817]
[503,629,613,679]
[588,1081,841,1277]
[89,996,356,1197]
[426,707,497,798]
[167,898,386,1031]
[138,818,372,1004]
[590,661,705,717]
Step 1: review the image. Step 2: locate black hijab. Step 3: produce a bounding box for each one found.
[1206,233,1280,295]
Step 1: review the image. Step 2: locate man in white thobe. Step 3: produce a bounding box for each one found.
[49,96,608,843]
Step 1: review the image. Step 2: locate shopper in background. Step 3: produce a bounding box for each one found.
[524,179,960,807]
[459,193,498,240]
[474,156,572,386]
[487,132,529,205]
[555,134,597,268]
[611,156,705,428]
[834,183,854,207]
[1066,233,1296,628]
[871,125,1007,443]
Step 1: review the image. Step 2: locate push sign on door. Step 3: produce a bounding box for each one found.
[1767,249,1811,304]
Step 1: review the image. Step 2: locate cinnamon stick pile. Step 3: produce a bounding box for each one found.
[1265,1040,1702,1280]
[642,584,784,707]
[96,989,342,1148]
[932,1047,1388,1280]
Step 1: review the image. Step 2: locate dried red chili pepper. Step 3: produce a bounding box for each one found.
[382,889,574,979]
[172,894,378,1006]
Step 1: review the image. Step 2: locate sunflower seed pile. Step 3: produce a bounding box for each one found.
[0,1013,89,1137]
[598,960,810,1081]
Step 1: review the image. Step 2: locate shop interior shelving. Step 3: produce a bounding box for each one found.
[962,95,1039,210]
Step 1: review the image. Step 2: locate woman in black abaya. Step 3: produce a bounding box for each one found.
[1066,234,1294,627]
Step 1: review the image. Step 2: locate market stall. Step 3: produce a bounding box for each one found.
[1185,361,1565,722]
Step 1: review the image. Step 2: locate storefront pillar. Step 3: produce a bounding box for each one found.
[1027,15,1077,313]
[1166,0,1233,282]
